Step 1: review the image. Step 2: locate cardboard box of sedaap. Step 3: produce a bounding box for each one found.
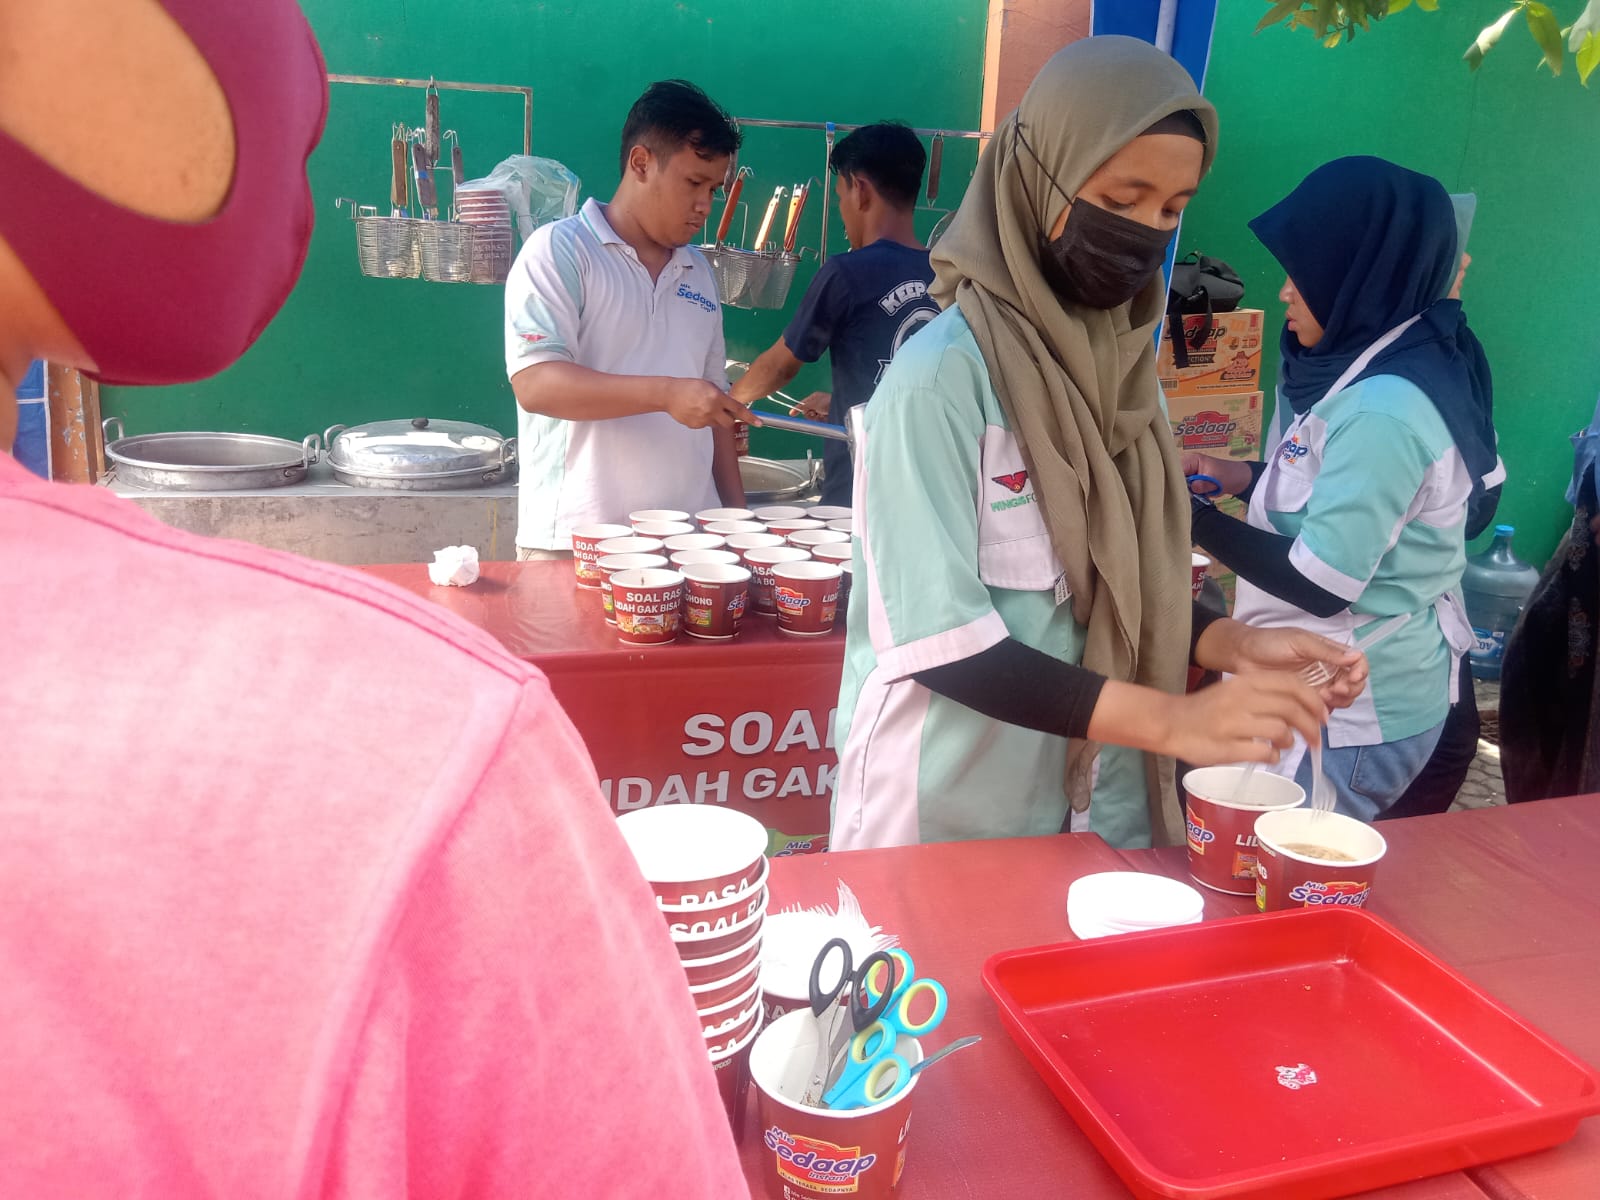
[1167,390,1264,463]
[1158,308,1264,396]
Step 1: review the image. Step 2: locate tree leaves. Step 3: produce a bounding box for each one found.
[1570,0,1600,82]
[1257,0,1303,33]
[1526,3,1566,72]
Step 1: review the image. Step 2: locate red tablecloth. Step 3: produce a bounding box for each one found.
[742,798,1600,1199]
[362,560,845,853]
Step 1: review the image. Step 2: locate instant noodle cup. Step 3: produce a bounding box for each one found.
[806,505,852,522]
[710,1006,763,1145]
[664,531,727,553]
[788,528,851,550]
[697,506,756,527]
[659,854,769,932]
[632,519,695,540]
[595,552,668,625]
[570,522,632,588]
[704,997,763,1055]
[682,926,765,989]
[726,531,785,559]
[751,1008,924,1200]
[670,547,741,569]
[671,903,767,961]
[812,542,852,564]
[629,508,690,525]
[700,980,763,1041]
[595,534,665,558]
[1254,807,1388,912]
[767,517,826,538]
[773,560,842,636]
[826,518,853,534]
[753,505,808,523]
[681,562,752,640]
[1182,766,1306,895]
[705,519,767,537]
[688,957,763,1013]
[745,546,812,616]
[1191,551,1212,601]
[840,560,854,606]
[610,567,685,646]
[616,803,770,906]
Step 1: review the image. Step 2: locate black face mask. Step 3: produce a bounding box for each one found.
[1016,123,1178,310]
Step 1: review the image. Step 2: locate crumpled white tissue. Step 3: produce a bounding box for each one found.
[428,545,480,587]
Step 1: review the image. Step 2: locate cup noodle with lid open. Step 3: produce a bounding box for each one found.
[610,568,684,646]
[596,552,668,624]
[745,546,812,616]
[772,561,842,637]
[1182,766,1306,896]
[1254,807,1388,912]
[570,522,632,588]
[681,562,751,641]
[751,1008,924,1200]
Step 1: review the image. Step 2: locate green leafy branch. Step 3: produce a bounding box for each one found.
[1256,0,1600,84]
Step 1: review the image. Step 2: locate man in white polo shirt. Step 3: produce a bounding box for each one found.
[505,80,751,558]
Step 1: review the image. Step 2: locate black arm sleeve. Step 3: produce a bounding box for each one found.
[1191,600,1228,663]
[912,638,1107,740]
[1235,459,1268,505]
[1191,499,1349,618]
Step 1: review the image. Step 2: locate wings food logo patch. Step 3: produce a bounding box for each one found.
[992,471,1029,494]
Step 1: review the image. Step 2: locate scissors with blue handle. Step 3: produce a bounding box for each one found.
[823,949,948,1110]
[803,938,894,1106]
[1187,473,1224,498]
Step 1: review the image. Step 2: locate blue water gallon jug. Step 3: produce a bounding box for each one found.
[1461,525,1541,681]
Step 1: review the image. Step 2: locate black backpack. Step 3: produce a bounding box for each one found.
[1166,252,1245,368]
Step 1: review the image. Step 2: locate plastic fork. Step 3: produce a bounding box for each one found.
[1309,731,1336,816]
[1299,613,1414,689]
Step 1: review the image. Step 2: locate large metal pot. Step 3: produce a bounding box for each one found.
[322,417,517,490]
[739,455,822,505]
[102,417,320,491]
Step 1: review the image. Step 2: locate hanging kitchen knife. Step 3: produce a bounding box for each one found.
[783,181,810,254]
[753,186,784,251]
[716,166,748,245]
[927,133,944,205]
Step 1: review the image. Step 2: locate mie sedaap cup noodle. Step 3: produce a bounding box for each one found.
[671,547,741,569]
[744,546,812,615]
[750,1008,924,1200]
[633,519,696,540]
[705,519,767,536]
[1182,766,1306,896]
[772,560,843,637]
[1191,551,1212,601]
[812,542,852,564]
[1253,806,1388,912]
[681,561,752,640]
[629,508,690,526]
[806,505,852,522]
[754,505,808,523]
[788,528,851,550]
[596,551,668,624]
[609,567,685,646]
[697,506,757,527]
[615,803,770,907]
[664,531,728,553]
[768,517,826,538]
[570,522,632,587]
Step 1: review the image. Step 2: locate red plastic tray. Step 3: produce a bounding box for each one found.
[983,908,1600,1200]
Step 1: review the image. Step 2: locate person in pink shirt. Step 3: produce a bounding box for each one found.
[0,3,747,1196]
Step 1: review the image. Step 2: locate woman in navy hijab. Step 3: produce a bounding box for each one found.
[1185,156,1502,821]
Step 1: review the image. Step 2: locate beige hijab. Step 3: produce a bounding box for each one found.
[930,37,1218,843]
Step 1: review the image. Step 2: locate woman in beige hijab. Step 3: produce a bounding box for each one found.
[829,37,1366,852]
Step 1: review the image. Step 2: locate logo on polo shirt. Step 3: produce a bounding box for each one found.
[1280,436,1310,466]
[992,471,1029,494]
[675,283,717,313]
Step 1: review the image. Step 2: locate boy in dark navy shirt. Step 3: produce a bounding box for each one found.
[731,123,938,507]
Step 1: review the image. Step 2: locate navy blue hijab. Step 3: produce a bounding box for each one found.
[1249,156,1498,499]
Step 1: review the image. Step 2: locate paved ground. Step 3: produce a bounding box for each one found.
[1450,678,1506,812]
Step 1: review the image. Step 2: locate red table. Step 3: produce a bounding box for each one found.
[363,560,845,853]
[740,798,1600,1199]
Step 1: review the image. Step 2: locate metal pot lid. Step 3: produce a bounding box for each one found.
[324,416,507,479]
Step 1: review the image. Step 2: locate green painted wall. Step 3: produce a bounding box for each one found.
[1179,3,1600,563]
[103,0,987,466]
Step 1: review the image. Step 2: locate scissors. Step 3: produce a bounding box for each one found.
[1186,473,1224,498]
[803,938,894,1106]
[822,949,948,1110]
